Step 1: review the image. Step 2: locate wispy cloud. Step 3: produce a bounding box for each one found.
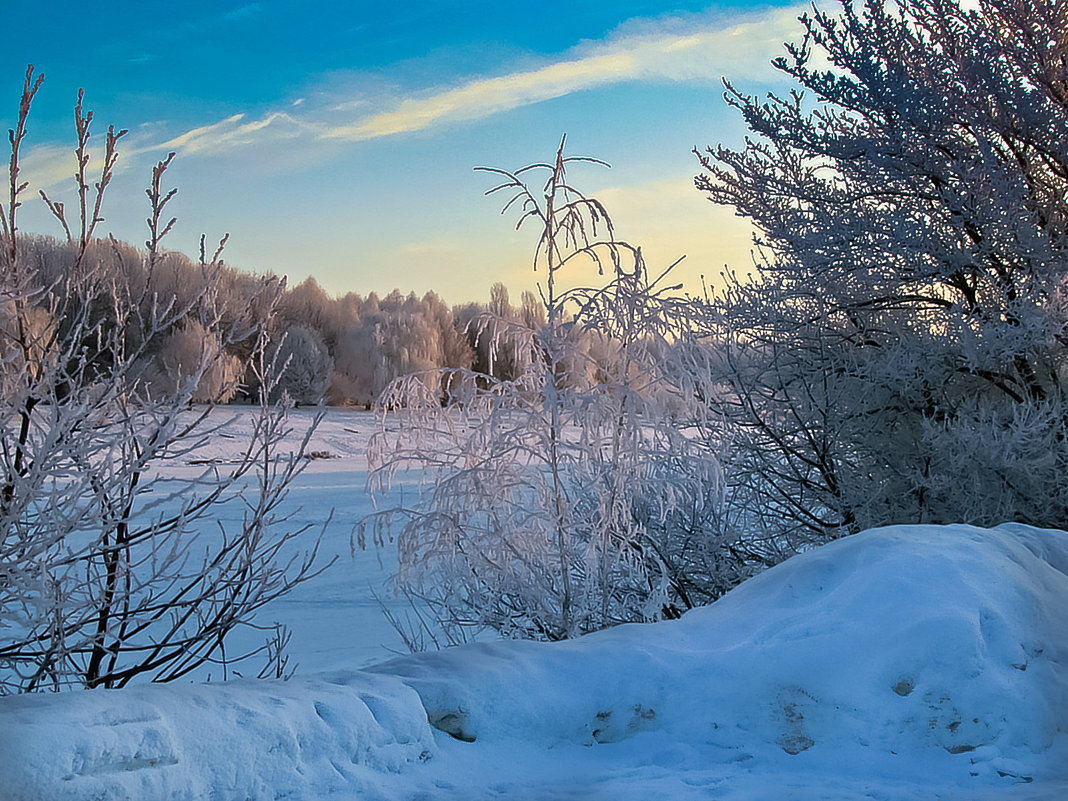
[17,143,80,193]
[157,111,312,156]
[324,6,802,142]
[324,51,638,141]
[153,4,803,155]
[18,3,804,182]
[222,2,263,23]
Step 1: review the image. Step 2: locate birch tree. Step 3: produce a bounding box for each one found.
[364,139,721,643]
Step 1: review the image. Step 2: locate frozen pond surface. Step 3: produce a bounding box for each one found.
[228,468,426,674]
[148,407,441,677]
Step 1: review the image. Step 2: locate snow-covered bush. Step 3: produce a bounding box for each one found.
[0,69,327,692]
[690,0,1068,547]
[363,140,721,642]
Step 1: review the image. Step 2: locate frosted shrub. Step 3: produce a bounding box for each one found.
[144,317,243,403]
[363,140,721,642]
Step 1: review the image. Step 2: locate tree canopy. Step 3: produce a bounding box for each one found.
[694,0,1068,542]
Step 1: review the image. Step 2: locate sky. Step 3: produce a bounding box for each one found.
[4,0,805,305]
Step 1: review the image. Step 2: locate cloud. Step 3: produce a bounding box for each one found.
[16,143,80,195]
[156,3,803,154]
[324,51,637,141]
[323,6,802,142]
[222,3,263,22]
[157,111,311,156]
[16,112,312,193]
[17,3,804,177]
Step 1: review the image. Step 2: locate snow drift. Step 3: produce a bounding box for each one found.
[0,671,435,800]
[2,523,1067,800]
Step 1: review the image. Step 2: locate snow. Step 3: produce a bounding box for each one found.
[0,671,434,801]
[2,409,1068,800]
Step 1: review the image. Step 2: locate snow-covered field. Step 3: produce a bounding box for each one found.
[2,408,1067,800]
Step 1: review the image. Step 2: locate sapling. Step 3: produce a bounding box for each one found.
[362,137,721,643]
[0,66,329,692]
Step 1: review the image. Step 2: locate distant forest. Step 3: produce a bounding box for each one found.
[7,233,623,408]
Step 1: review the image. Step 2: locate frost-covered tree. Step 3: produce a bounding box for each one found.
[364,139,721,643]
[520,289,545,330]
[0,68,326,692]
[143,317,243,403]
[329,291,473,407]
[458,282,541,383]
[331,319,386,407]
[417,290,474,374]
[692,0,1068,544]
[268,323,333,405]
[277,277,335,339]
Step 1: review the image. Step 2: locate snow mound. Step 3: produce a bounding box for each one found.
[372,523,1068,793]
[2,523,1067,800]
[0,672,435,801]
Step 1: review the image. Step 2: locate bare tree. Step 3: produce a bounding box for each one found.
[0,67,329,693]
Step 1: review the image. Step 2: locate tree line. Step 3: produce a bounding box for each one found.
[8,234,611,408]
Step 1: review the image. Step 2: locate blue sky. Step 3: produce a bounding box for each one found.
[5,0,803,304]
